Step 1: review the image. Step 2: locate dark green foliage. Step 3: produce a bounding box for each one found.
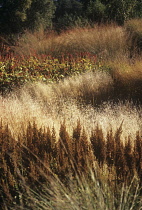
[102,0,142,24]
[86,0,106,22]
[25,0,56,31]
[55,0,83,17]
[1,0,142,34]
[54,0,142,28]
[0,0,55,34]
[103,0,137,25]
[134,0,142,17]
[0,0,32,33]
[54,0,84,30]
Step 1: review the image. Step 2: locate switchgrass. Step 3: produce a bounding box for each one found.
[105,57,142,103]
[14,24,127,60]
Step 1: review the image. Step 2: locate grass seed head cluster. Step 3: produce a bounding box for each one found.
[1,71,141,140]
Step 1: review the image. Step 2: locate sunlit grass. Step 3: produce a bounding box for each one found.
[1,99,142,209]
[0,72,141,141]
[1,20,142,210]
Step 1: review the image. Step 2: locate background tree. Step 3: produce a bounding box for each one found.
[0,0,55,34]
[132,0,142,18]
[102,0,139,24]
[0,0,142,35]
[0,0,32,33]
[54,0,141,28]
[54,0,83,30]
[25,0,55,31]
[86,0,106,22]
[55,0,83,17]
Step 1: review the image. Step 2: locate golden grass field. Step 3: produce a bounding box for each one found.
[1,20,142,209]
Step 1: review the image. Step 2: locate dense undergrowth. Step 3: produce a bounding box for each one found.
[0,19,142,209]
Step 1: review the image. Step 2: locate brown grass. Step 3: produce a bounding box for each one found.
[105,57,142,103]
[1,117,142,209]
[125,18,142,57]
[14,24,127,60]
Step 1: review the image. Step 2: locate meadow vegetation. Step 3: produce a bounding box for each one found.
[0,19,142,209]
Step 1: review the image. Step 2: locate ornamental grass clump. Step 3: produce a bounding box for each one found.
[106,57,142,103]
[14,23,127,61]
[1,119,142,209]
[125,18,142,57]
